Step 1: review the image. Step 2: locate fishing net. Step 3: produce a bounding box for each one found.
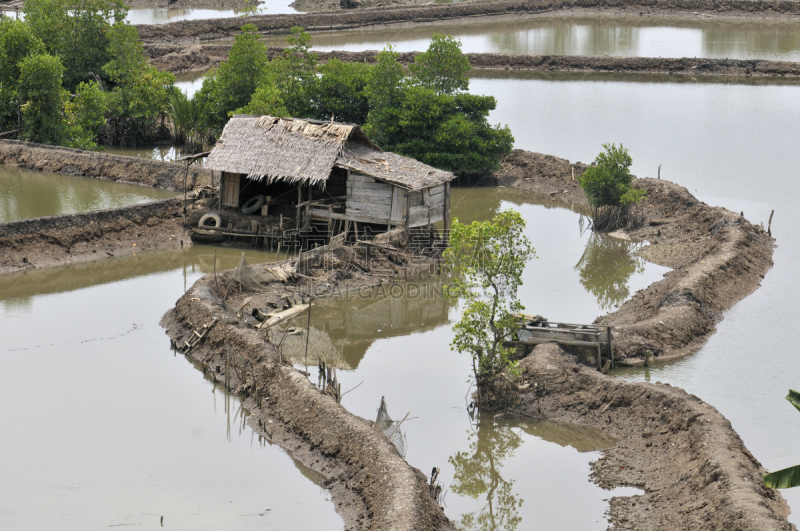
[375,397,408,458]
[231,253,295,292]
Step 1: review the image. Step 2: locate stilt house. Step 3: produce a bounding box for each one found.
[203,115,455,236]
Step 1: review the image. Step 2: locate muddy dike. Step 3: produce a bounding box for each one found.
[0,140,211,192]
[161,230,453,530]
[500,149,775,365]
[135,0,800,46]
[0,198,189,274]
[513,342,793,530]
[147,45,800,80]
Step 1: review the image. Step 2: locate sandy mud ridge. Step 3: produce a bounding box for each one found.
[135,0,800,46]
[146,44,800,80]
[161,229,453,530]
[513,342,793,530]
[500,149,775,366]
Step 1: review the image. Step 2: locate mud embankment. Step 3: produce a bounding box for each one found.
[514,342,793,530]
[147,44,800,80]
[500,149,775,365]
[135,0,800,46]
[0,140,211,192]
[162,232,453,530]
[0,198,189,274]
[0,140,213,273]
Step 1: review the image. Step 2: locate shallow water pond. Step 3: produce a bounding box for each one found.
[0,246,343,530]
[288,187,665,528]
[0,165,176,223]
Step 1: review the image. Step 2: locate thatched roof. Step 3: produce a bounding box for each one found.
[204,115,455,191]
[337,142,454,191]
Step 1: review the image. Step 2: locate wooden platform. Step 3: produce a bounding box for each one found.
[515,314,614,370]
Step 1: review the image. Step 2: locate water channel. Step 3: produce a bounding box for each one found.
[258,14,800,60]
[287,187,666,529]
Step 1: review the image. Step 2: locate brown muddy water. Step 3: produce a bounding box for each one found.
[0,245,344,529]
[0,181,667,529]
[0,165,176,223]
[104,68,800,524]
[287,187,667,529]
[261,14,800,61]
[470,71,800,524]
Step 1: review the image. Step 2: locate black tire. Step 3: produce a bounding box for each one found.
[191,228,225,244]
[242,194,266,215]
[198,212,221,229]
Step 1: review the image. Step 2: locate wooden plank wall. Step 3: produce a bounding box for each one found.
[221,172,241,207]
[346,173,393,222]
[408,184,445,228]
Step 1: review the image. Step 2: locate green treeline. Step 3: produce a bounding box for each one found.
[1,6,513,176]
[0,0,174,148]
[188,26,513,177]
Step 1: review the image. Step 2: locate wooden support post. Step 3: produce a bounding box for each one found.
[296,186,302,229]
[443,182,451,243]
[768,209,774,236]
[225,342,231,389]
[606,326,613,369]
[596,341,602,370]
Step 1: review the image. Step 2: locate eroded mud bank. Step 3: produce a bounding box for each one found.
[147,44,800,80]
[0,198,189,274]
[501,149,774,365]
[135,0,800,46]
[161,231,453,530]
[0,140,211,192]
[514,342,793,530]
[0,141,213,273]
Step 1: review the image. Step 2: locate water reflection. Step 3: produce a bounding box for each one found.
[575,234,646,310]
[449,413,524,531]
[278,279,455,369]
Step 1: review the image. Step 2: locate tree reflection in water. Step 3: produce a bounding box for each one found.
[574,234,645,310]
[448,412,524,530]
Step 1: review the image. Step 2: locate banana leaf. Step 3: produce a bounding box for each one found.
[764,465,800,489]
[786,389,800,414]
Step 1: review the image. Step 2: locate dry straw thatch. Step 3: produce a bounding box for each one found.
[204,115,455,191]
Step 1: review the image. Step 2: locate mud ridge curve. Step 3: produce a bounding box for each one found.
[500,148,775,364]
[160,240,454,530]
[513,342,793,530]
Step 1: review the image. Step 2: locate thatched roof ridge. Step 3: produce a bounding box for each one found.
[204,115,455,190]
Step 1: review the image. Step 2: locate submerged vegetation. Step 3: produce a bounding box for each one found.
[445,210,535,406]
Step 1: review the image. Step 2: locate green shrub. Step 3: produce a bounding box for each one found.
[578,143,646,231]
[18,53,66,144]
